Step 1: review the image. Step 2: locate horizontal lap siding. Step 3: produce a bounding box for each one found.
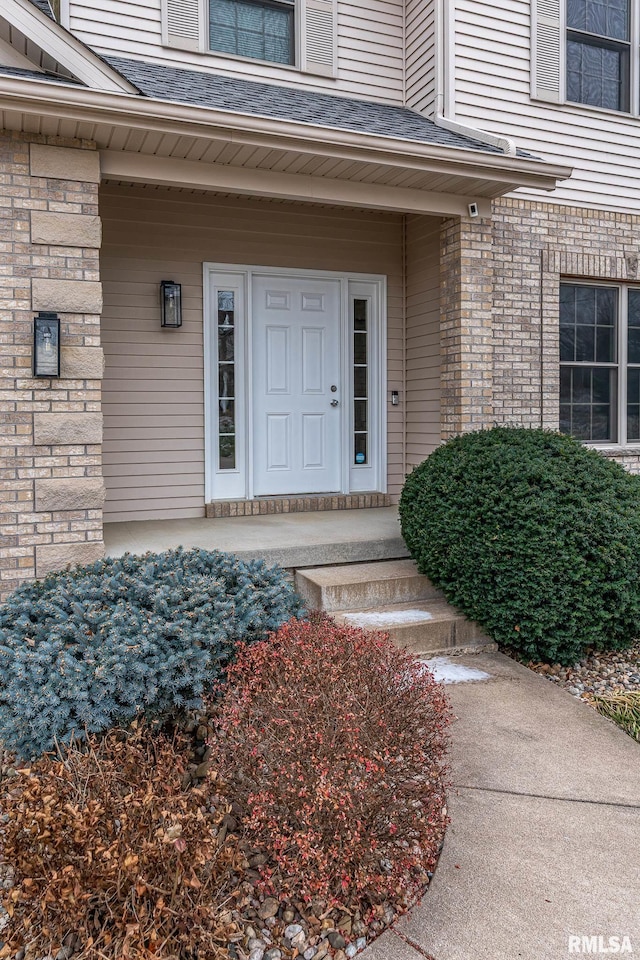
[454,0,640,210]
[67,0,405,104]
[100,184,405,521]
[405,0,436,116]
[405,215,442,470]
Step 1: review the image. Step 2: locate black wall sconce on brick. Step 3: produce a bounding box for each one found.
[33,312,60,378]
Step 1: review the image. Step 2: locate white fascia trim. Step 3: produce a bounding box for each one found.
[3,0,138,93]
[0,74,573,190]
[433,0,518,158]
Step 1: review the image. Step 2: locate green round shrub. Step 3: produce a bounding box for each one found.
[399,427,640,665]
[0,548,303,758]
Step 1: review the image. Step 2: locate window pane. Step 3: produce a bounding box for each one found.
[628,290,640,363]
[559,365,617,442]
[217,289,237,470]
[567,38,627,110]
[567,0,629,40]
[219,434,236,471]
[353,299,368,465]
[627,368,640,440]
[210,0,293,64]
[559,283,617,363]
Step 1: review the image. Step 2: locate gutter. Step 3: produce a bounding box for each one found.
[433,0,518,158]
[0,73,572,190]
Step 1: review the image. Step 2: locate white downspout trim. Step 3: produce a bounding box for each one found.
[433,0,518,158]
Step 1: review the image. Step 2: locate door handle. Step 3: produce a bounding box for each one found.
[331,399,339,407]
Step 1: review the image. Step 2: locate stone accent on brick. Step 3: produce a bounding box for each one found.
[30,143,100,182]
[34,412,103,446]
[60,346,105,380]
[205,493,391,518]
[35,478,106,512]
[36,541,105,580]
[0,132,104,599]
[31,211,102,248]
[32,278,103,314]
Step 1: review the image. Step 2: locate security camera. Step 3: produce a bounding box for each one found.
[468,202,479,218]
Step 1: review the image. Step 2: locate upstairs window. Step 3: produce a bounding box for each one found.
[531,0,640,112]
[209,0,295,65]
[566,0,630,110]
[164,0,336,77]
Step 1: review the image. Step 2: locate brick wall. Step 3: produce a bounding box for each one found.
[0,132,105,601]
[440,198,640,472]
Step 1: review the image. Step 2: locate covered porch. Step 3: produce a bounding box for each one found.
[104,505,407,569]
[99,182,446,523]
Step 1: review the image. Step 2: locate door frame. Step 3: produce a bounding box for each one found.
[203,263,387,502]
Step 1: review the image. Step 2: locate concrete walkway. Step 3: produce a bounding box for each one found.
[363,652,640,960]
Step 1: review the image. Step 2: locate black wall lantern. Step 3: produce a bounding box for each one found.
[160,281,182,328]
[33,312,60,378]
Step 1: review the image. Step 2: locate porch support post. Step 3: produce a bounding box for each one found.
[0,133,105,600]
[439,214,494,439]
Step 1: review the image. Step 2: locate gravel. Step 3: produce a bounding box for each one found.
[524,640,640,700]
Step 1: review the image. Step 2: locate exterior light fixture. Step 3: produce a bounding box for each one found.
[33,312,60,378]
[160,281,182,328]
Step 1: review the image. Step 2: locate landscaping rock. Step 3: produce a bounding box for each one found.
[526,640,640,700]
[258,898,279,920]
[327,931,346,950]
[284,924,303,941]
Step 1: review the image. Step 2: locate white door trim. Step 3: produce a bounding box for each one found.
[204,263,387,502]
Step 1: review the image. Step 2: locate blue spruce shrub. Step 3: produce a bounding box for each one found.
[400,427,640,666]
[0,548,303,758]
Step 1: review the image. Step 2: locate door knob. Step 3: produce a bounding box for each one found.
[331,399,339,407]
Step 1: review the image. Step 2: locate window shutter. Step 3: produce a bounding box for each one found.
[532,0,563,102]
[303,0,337,77]
[163,0,202,52]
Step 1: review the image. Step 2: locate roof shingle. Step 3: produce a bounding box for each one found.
[105,56,505,155]
[27,0,55,20]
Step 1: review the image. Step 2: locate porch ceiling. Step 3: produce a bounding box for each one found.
[0,69,572,217]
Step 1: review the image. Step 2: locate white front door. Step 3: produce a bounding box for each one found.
[252,275,342,496]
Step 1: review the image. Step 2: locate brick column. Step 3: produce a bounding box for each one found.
[439,215,494,438]
[0,134,105,600]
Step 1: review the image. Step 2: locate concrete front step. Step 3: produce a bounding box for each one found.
[332,600,495,656]
[295,559,444,612]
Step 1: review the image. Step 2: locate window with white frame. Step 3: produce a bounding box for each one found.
[209,0,295,65]
[567,0,630,110]
[559,281,640,444]
[163,0,336,77]
[532,0,640,111]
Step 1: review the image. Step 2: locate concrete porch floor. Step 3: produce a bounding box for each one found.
[103,506,409,569]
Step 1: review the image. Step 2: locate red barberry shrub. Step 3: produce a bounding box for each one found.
[0,724,243,960]
[213,616,451,907]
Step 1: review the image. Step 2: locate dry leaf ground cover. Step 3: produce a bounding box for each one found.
[0,618,450,960]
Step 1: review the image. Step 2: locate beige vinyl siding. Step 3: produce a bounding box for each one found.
[405,215,441,471]
[405,0,436,115]
[100,184,406,522]
[66,0,405,104]
[453,0,640,210]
